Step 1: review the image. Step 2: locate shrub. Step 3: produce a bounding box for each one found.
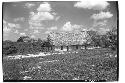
[3,42,17,56]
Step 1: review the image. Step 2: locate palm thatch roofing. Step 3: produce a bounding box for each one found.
[49,30,91,46]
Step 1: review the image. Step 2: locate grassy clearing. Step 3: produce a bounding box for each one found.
[3,48,118,81]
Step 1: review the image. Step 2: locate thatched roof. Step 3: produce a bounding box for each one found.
[49,30,91,46]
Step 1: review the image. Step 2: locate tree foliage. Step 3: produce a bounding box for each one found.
[17,36,30,42]
[3,41,17,55]
[3,27,118,56]
[106,27,117,50]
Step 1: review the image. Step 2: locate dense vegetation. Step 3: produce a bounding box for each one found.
[3,27,117,56]
[2,27,118,81]
[3,36,52,56]
[3,48,118,81]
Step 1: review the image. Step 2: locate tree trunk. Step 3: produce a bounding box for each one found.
[85,45,87,50]
[76,45,78,49]
[51,46,52,50]
[61,46,63,50]
[48,47,49,51]
[67,46,69,51]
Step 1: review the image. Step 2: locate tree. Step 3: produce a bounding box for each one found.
[106,27,117,50]
[86,30,100,48]
[3,41,17,55]
[46,34,53,51]
[17,36,30,42]
[100,35,110,48]
[41,35,53,51]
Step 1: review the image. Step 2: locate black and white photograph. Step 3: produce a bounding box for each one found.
[2,1,118,82]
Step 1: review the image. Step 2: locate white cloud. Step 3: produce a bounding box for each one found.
[93,20,108,27]
[4,20,21,29]
[29,2,57,30]
[3,20,21,34]
[55,16,60,21]
[33,30,40,34]
[3,20,11,36]
[3,26,11,33]
[45,26,57,35]
[74,0,109,10]
[24,29,28,31]
[49,26,57,30]
[8,23,16,28]
[37,2,51,12]
[29,26,44,30]
[99,28,110,34]
[99,28,110,31]
[72,24,82,29]
[14,30,19,34]
[25,3,35,8]
[52,12,57,15]
[29,20,43,27]
[20,33,26,36]
[31,35,36,38]
[15,24,21,28]
[8,23,21,29]
[62,21,83,31]
[91,11,113,20]
[30,2,54,21]
[30,12,54,21]
[62,22,72,31]
[45,31,52,34]
[14,17,25,22]
[3,20,6,24]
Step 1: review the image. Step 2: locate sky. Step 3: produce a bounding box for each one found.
[3,1,118,41]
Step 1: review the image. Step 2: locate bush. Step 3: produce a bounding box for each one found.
[3,41,17,56]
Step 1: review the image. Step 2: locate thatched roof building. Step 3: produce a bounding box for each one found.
[49,30,91,46]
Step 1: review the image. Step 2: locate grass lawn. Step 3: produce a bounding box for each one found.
[2,48,118,81]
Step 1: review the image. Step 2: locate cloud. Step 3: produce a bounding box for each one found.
[99,28,110,34]
[8,23,21,29]
[99,28,110,31]
[91,11,113,20]
[24,29,28,31]
[31,35,36,38]
[20,33,26,36]
[29,2,54,21]
[55,16,60,21]
[3,20,12,36]
[74,0,109,10]
[37,2,51,12]
[7,23,16,28]
[14,30,19,34]
[4,20,21,28]
[14,17,25,22]
[62,21,83,31]
[49,26,57,30]
[30,12,54,21]
[72,24,82,29]
[29,20,42,27]
[29,2,57,30]
[45,26,57,34]
[62,22,72,31]
[25,3,35,8]
[29,26,44,30]
[12,24,21,29]
[3,26,11,33]
[45,31,52,34]
[33,30,40,34]
[93,20,108,27]
[3,20,21,35]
